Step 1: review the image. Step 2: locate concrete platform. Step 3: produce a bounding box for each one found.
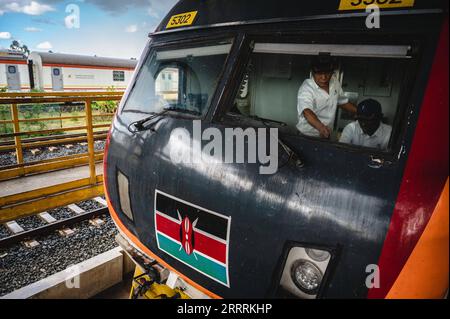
[0,164,103,198]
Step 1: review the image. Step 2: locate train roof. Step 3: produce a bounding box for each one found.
[0,50,27,61]
[28,51,138,69]
[155,0,448,34]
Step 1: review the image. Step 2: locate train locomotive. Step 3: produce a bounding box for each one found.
[104,0,449,299]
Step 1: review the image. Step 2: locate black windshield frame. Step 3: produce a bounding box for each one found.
[120,35,236,121]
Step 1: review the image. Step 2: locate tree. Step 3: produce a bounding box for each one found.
[10,40,30,56]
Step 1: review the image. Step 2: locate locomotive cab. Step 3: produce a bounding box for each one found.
[104,0,449,299]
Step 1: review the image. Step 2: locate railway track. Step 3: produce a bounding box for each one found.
[0,197,119,297]
[0,130,108,153]
[0,197,109,249]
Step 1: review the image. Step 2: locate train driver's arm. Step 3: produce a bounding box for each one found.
[298,85,331,138]
[339,102,357,114]
[337,86,357,114]
[302,109,332,138]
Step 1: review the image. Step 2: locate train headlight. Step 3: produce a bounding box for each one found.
[291,260,323,294]
[305,248,330,262]
[278,246,334,299]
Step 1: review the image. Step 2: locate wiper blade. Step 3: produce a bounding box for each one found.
[248,115,303,168]
[249,115,287,127]
[278,138,305,169]
[164,107,202,116]
[130,108,170,132]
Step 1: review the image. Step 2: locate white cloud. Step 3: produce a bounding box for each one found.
[5,1,55,16]
[125,24,138,33]
[147,6,159,18]
[4,3,21,12]
[36,41,52,50]
[76,0,176,16]
[25,27,43,32]
[0,32,12,39]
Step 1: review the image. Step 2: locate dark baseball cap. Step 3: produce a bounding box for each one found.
[311,55,335,73]
[357,99,383,119]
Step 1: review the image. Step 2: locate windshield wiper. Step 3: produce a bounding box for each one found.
[165,107,202,116]
[130,108,170,132]
[249,115,304,169]
[248,115,287,127]
[128,107,202,133]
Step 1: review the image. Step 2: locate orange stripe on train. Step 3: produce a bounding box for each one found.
[387,179,449,299]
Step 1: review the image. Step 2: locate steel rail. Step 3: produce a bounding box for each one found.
[0,207,109,249]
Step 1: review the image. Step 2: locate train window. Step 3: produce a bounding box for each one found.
[52,68,60,76]
[8,66,16,74]
[113,70,125,81]
[155,68,179,107]
[228,42,411,152]
[122,40,232,116]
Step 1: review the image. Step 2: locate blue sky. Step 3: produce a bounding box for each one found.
[0,0,178,59]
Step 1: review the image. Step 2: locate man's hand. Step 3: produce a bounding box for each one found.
[318,124,332,139]
[303,109,332,139]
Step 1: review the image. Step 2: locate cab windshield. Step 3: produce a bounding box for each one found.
[122,40,232,116]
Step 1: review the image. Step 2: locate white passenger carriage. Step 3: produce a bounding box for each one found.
[0,50,137,92]
[28,52,137,91]
[0,50,31,91]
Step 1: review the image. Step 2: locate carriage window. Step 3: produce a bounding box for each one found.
[228,43,411,151]
[123,40,232,116]
[52,68,60,76]
[155,68,179,107]
[113,70,125,81]
[8,66,17,74]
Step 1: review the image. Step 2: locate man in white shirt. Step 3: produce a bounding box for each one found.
[339,99,392,150]
[297,56,357,138]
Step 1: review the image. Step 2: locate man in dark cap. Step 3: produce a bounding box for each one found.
[339,99,392,150]
[297,55,357,138]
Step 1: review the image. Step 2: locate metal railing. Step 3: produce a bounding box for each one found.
[0,91,123,223]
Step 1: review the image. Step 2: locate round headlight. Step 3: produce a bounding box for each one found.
[291,259,323,295]
[305,248,330,262]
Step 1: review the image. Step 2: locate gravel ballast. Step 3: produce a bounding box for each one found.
[0,199,118,297]
[0,225,10,240]
[0,153,15,166]
[76,199,105,212]
[0,140,106,167]
[0,214,118,297]
[47,207,76,220]
[15,215,47,231]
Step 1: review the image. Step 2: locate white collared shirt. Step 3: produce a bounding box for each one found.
[296,75,349,137]
[339,121,392,150]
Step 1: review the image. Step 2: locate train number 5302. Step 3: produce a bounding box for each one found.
[166,11,198,29]
[339,0,415,10]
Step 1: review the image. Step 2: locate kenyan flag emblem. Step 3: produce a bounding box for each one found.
[154,190,231,287]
